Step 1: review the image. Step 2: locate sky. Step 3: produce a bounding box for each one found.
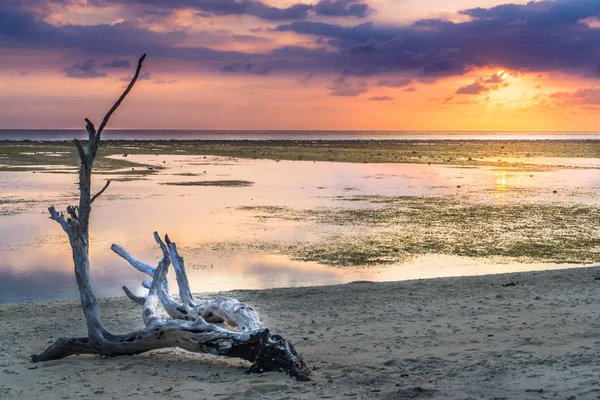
[2,0,600,131]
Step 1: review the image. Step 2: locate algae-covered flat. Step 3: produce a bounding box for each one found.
[2,139,600,171]
[236,195,600,266]
[162,180,254,187]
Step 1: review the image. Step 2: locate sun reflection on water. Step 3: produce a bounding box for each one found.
[494,170,508,205]
[1,154,598,303]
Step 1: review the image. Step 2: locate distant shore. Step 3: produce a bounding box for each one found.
[1,266,599,399]
[3,129,600,142]
[2,139,600,172]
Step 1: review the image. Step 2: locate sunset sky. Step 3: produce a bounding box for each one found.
[2,0,600,130]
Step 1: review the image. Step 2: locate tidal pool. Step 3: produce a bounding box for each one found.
[0,154,598,303]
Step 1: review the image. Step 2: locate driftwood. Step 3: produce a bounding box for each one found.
[31,54,310,381]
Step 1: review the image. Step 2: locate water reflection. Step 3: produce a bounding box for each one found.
[1,155,599,303]
[1,252,592,304]
[494,170,508,205]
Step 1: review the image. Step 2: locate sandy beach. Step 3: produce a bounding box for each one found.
[1,266,599,399]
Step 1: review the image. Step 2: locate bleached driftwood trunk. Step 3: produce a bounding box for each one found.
[32,54,310,381]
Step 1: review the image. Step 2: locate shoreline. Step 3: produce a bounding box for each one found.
[1,265,599,399]
[2,139,600,173]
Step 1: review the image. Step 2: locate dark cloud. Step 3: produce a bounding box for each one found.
[299,72,314,85]
[460,0,600,27]
[329,76,368,96]
[275,21,396,43]
[4,0,600,86]
[343,67,385,77]
[484,72,504,84]
[154,79,177,84]
[314,0,372,18]
[275,1,600,79]
[101,59,131,69]
[377,78,412,88]
[419,60,469,82]
[119,71,151,81]
[63,59,107,78]
[402,87,417,92]
[90,0,313,20]
[222,59,271,75]
[456,81,489,95]
[93,0,374,20]
[456,72,512,95]
[368,96,393,101]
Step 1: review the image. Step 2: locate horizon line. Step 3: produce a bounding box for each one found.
[1,129,600,133]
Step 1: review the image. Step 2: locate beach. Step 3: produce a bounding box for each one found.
[0,267,598,399]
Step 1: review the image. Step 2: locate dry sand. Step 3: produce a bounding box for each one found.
[1,266,600,399]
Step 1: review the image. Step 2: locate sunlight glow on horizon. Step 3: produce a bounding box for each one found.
[1,0,600,131]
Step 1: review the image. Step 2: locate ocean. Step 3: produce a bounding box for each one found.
[1,130,600,141]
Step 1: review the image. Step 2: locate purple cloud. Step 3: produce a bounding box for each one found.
[101,59,132,69]
[3,0,600,87]
[222,59,271,75]
[63,59,107,79]
[314,0,372,18]
[329,76,368,96]
[377,78,412,88]
[368,96,393,101]
[456,81,489,95]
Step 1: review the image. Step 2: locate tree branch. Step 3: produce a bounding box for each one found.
[165,234,196,308]
[85,118,96,137]
[73,139,87,166]
[66,205,78,221]
[96,54,147,138]
[90,180,112,204]
[122,286,146,305]
[48,206,71,235]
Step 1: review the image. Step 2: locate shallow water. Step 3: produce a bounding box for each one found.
[0,154,598,303]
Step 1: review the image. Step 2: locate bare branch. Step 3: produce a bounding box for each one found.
[122,286,146,305]
[85,118,96,137]
[66,205,78,221]
[96,54,147,138]
[90,179,112,204]
[48,206,71,235]
[73,139,87,166]
[165,234,197,308]
[111,244,156,276]
[154,231,169,259]
[115,235,191,320]
[142,254,169,326]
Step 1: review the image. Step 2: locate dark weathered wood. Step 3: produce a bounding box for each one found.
[90,179,112,204]
[96,54,146,139]
[33,54,310,381]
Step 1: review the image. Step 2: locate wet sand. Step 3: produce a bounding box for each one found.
[1,266,599,399]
